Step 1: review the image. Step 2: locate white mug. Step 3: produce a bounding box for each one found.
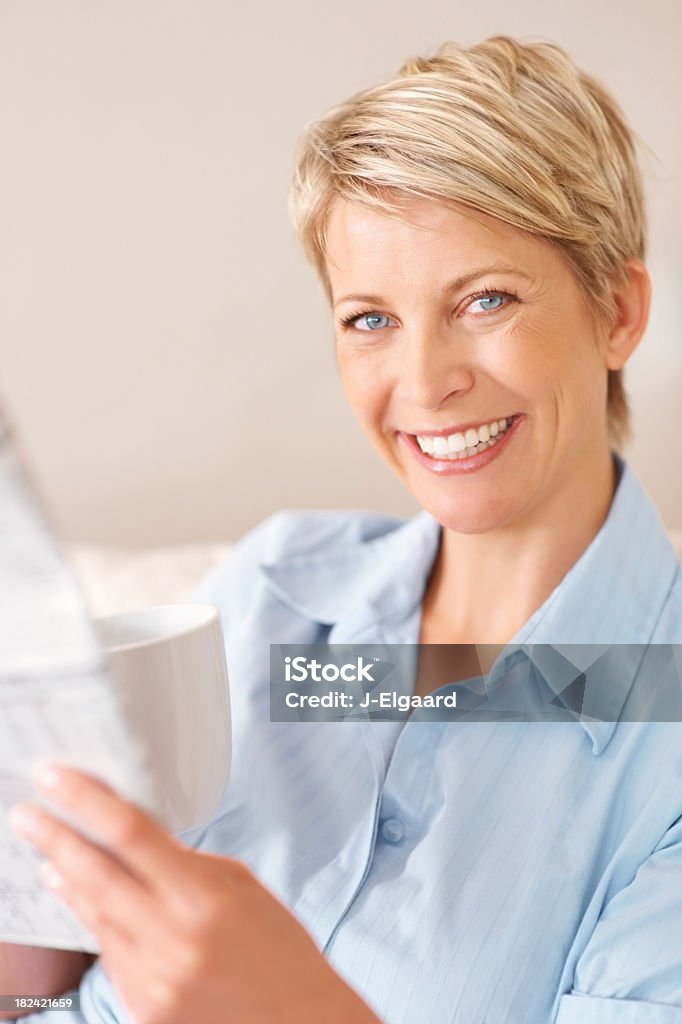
[93,604,231,835]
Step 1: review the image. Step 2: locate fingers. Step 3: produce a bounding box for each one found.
[9,800,160,940]
[27,762,189,896]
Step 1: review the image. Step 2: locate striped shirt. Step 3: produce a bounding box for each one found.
[36,454,682,1023]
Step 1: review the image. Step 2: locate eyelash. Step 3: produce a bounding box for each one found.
[337,287,519,331]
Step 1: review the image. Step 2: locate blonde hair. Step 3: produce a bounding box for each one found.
[288,35,647,448]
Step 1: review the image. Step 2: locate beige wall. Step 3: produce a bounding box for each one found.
[1,0,680,545]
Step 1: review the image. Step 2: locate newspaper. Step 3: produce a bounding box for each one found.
[0,403,158,953]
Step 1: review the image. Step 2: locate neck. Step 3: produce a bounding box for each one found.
[421,445,618,645]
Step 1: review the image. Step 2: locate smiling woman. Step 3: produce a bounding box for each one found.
[324,199,647,550]
[320,196,653,654]
[7,34,682,1024]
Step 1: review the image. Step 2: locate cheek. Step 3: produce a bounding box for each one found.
[498,315,590,403]
[516,332,608,445]
[337,352,391,429]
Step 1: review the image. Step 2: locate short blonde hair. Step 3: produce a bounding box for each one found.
[288,35,647,448]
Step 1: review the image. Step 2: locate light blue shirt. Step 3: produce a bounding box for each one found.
[23,455,682,1023]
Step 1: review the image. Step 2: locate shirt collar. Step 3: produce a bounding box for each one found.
[260,454,679,755]
[260,507,441,629]
[500,454,679,753]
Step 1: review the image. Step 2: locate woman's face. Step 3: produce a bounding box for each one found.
[324,196,615,534]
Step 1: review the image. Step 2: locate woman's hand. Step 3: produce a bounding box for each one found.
[7,764,380,1024]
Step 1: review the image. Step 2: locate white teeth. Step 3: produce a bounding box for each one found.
[415,416,514,459]
[448,432,467,453]
[420,435,435,454]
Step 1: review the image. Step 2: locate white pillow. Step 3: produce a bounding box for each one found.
[66,543,232,618]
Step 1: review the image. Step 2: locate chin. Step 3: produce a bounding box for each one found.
[414,487,522,535]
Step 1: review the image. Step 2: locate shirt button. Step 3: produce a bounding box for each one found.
[381,818,405,844]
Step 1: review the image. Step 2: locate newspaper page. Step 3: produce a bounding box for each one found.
[0,403,159,953]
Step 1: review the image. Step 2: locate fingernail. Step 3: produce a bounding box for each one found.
[32,762,63,790]
[7,803,43,838]
[39,861,63,889]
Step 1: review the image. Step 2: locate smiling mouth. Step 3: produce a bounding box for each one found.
[412,416,516,460]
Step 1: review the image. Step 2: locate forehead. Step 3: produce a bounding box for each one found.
[324,196,552,294]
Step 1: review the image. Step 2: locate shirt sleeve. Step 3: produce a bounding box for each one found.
[557,813,682,1022]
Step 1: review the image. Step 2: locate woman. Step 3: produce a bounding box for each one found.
[7,35,682,1024]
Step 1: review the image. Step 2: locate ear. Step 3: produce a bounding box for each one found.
[603,258,652,371]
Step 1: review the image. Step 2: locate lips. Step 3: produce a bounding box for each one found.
[397,414,523,474]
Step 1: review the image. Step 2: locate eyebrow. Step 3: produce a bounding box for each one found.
[333,264,533,309]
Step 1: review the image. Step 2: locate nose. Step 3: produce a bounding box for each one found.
[394,329,475,410]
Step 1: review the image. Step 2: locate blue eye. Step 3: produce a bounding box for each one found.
[362,314,391,330]
[339,310,395,332]
[466,290,517,315]
[478,295,503,310]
